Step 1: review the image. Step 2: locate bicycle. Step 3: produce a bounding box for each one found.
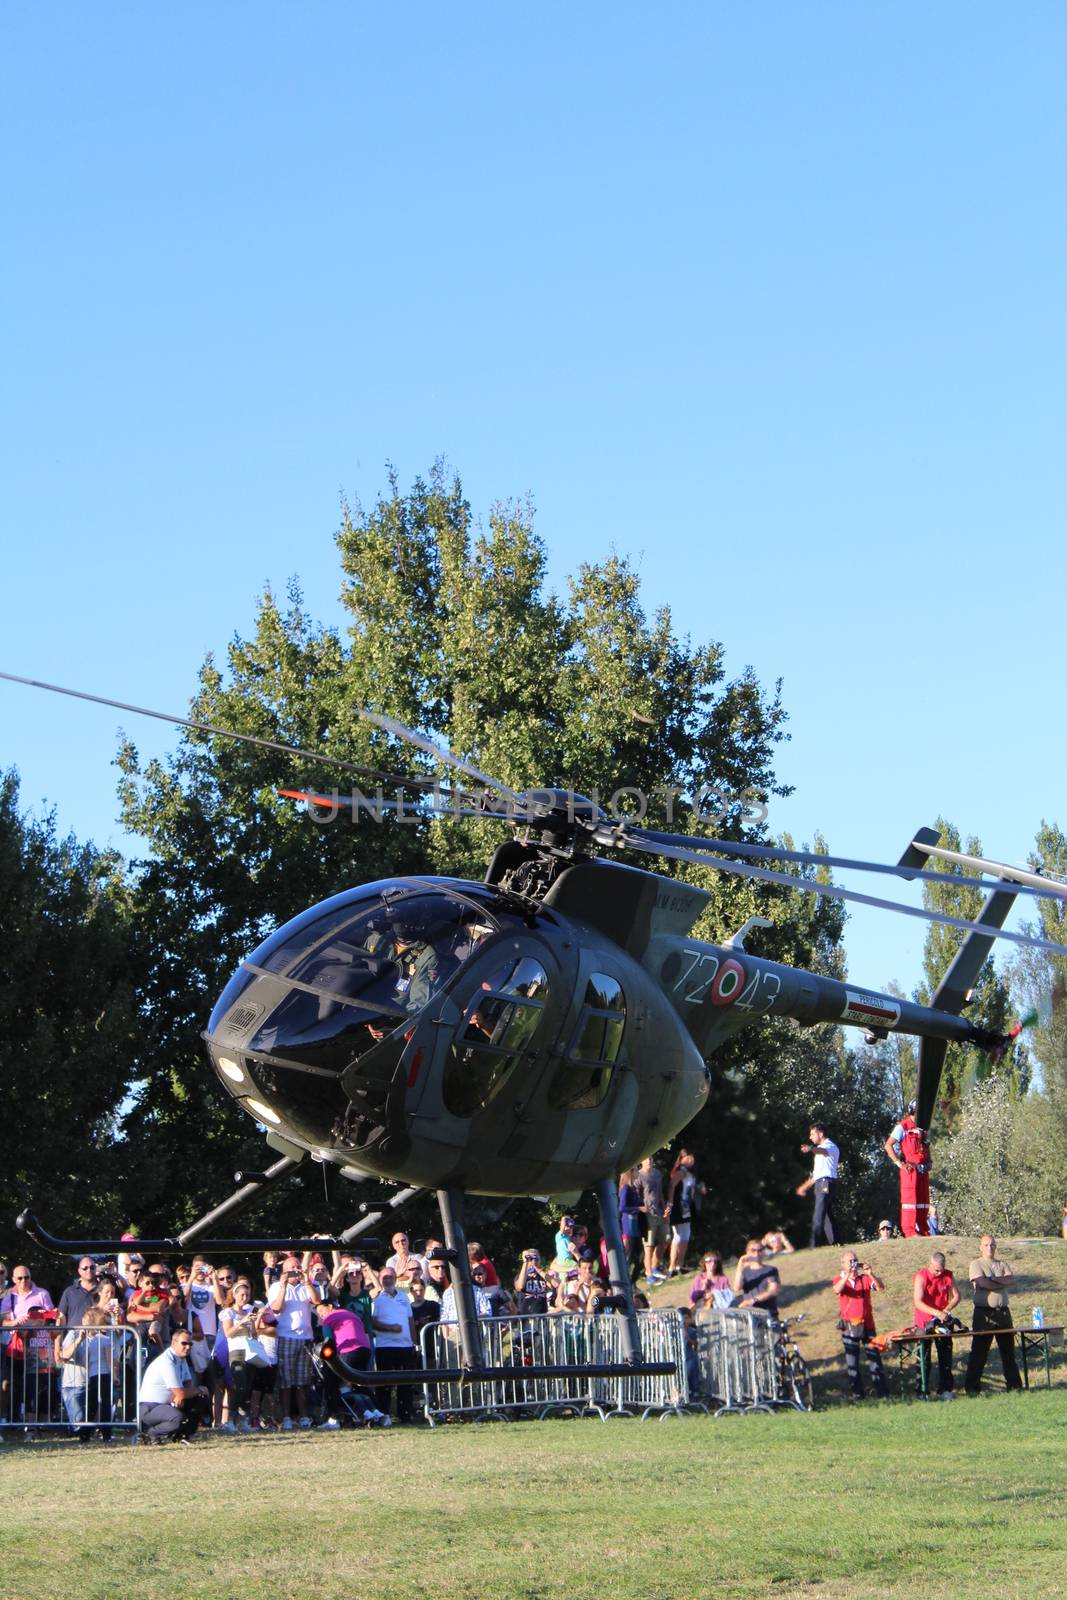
[771,1314,814,1412]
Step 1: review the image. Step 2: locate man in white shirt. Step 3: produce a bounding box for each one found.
[267,1256,325,1429]
[371,1268,417,1423]
[138,1326,209,1442]
[385,1231,425,1287]
[796,1122,840,1247]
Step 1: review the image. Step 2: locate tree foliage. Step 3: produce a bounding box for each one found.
[0,771,138,1264]
[110,463,831,1240]
[939,1075,1067,1236]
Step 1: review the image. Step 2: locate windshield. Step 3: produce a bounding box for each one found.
[207,879,513,1073]
[250,889,496,1016]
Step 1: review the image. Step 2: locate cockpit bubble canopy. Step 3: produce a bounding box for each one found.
[206,879,516,1078]
[207,876,511,1024]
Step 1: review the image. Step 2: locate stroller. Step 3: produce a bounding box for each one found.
[308,1343,392,1428]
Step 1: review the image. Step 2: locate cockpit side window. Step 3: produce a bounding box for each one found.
[547,973,625,1111]
[443,957,550,1118]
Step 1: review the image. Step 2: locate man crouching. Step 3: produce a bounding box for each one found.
[138,1325,209,1443]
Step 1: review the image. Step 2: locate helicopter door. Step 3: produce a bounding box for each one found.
[433,953,552,1121]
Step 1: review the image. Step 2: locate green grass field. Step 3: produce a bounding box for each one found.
[4,1391,1067,1600]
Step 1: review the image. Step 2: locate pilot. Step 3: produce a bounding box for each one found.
[364,913,443,1042]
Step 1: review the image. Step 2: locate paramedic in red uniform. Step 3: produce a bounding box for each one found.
[831,1251,889,1400]
[884,1100,931,1237]
[912,1251,960,1399]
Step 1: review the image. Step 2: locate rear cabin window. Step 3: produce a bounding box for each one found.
[443,956,550,1118]
[547,973,626,1111]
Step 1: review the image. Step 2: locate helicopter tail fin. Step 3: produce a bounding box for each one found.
[901,829,1020,1127]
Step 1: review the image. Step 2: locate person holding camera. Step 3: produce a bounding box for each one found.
[912,1251,961,1399]
[831,1251,888,1400]
[267,1255,326,1429]
[514,1249,553,1314]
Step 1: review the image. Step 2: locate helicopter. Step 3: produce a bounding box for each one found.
[7,668,1067,1381]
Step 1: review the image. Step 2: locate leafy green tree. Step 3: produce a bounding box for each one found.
[0,771,138,1264]
[113,462,838,1245]
[940,1075,1067,1236]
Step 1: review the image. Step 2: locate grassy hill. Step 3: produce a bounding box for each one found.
[646,1233,1067,1401]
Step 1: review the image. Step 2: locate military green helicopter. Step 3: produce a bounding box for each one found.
[7,671,1067,1378]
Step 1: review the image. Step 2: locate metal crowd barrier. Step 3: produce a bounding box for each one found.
[693,1307,780,1414]
[590,1308,689,1420]
[418,1309,687,1425]
[1,1324,144,1441]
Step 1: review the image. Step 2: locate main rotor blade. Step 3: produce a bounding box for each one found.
[278,788,521,823]
[358,708,528,806]
[0,670,445,793]
[616,832,1067,960]
[631,827,1067,905]
[916,841,1067,900]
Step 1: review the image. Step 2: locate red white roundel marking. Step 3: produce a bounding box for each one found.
[710,958,745,1006]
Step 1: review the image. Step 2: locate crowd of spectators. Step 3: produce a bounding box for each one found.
[0,1148,730,1444]
[5,1150,1059,1440]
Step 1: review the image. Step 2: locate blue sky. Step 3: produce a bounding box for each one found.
[2,3,1064,998]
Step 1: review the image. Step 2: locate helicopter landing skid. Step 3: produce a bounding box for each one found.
[320,1349,674,1387]
[15,1208,382,1258]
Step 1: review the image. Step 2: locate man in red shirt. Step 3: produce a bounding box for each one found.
[831,1251,888,1400]
[913,1251,961,1399]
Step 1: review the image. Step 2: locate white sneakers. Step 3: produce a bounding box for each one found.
[317,1417,340,1430]
[281,1416,294,1431]
[364,1409,392,1427]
